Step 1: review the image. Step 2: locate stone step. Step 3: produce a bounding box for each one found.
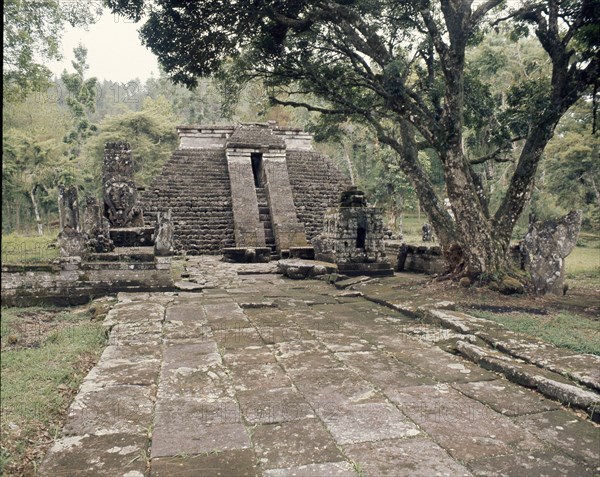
[88,246,155,262]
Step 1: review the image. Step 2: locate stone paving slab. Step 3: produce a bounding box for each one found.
[85,346,161,386]
[513,409,600,467]
[344,437,473,476]
[386,384,546,462]
[239,387,314,423]
[223,344,279,367]
[39,257,600,476]
[336,350,436,389]
[252,418,344,470]
[63,384,155,436]
[321,402,420,445]
[151,449,259,477]
[452,379,561,416]
[288,366,381,406]
[391,345,497,383]
[231,363,293,391]
[151,397,250,458]
[165,301,207,322]
[468,450,597,477]
[262,461,356,477]
[38,433,149,477]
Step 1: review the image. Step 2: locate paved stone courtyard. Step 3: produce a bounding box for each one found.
[39,258,599,476]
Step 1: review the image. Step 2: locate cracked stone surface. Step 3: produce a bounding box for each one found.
[39,257,600,476]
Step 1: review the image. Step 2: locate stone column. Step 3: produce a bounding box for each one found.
[225,149,266,247]
[57,186,86,257]
[262,150,308,251]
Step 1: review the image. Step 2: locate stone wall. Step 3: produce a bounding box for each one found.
[1,259,173,307]
[286,151,351,243]
[177,124,314,151]
[397,245,447,275]
[396,244,523,275]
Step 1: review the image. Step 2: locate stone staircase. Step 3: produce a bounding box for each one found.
[255,187,278,259]
[140,149,235,254]
[286,151,351,242]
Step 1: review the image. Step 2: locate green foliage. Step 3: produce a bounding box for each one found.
[2,96,72,233]
[544,101,600,228]
[3,0,101,102]
[84,96,179,191]
[61,45,98,161]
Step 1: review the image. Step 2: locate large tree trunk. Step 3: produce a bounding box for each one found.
[397,120,457,248]
[29,187,43,236]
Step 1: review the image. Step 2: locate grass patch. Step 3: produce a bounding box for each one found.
[565,245,600,277]
[0,306,107,476]
[565,242,600,290]
[466,309,600,355]
[398,214,437,245]
[1,230,59,264]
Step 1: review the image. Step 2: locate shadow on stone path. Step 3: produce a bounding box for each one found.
[39,257,599,476]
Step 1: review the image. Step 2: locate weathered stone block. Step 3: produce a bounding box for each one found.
[523,210,582,295]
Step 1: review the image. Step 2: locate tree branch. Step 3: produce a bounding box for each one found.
[470,137,524,165]
[469,0,504,26]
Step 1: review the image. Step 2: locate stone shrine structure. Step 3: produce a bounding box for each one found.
[313,186,394,276]
[140,122,349,257]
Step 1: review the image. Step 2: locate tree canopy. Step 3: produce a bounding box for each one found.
[3,0,102,102]
[108,0,599,277]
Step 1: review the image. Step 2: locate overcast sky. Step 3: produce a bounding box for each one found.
[47,7,160,83]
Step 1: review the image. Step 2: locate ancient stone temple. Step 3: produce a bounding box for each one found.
[140,122,349,257]
[313,186,394,276]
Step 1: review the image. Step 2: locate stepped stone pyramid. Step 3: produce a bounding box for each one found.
[140,122,349,255]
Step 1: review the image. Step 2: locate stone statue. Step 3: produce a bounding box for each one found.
[82,197,114,253]
[103,142,144,228]
[57,185,86,257]
[422,223,432,242]
[523,210,582,295]
[154,209,174,256]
